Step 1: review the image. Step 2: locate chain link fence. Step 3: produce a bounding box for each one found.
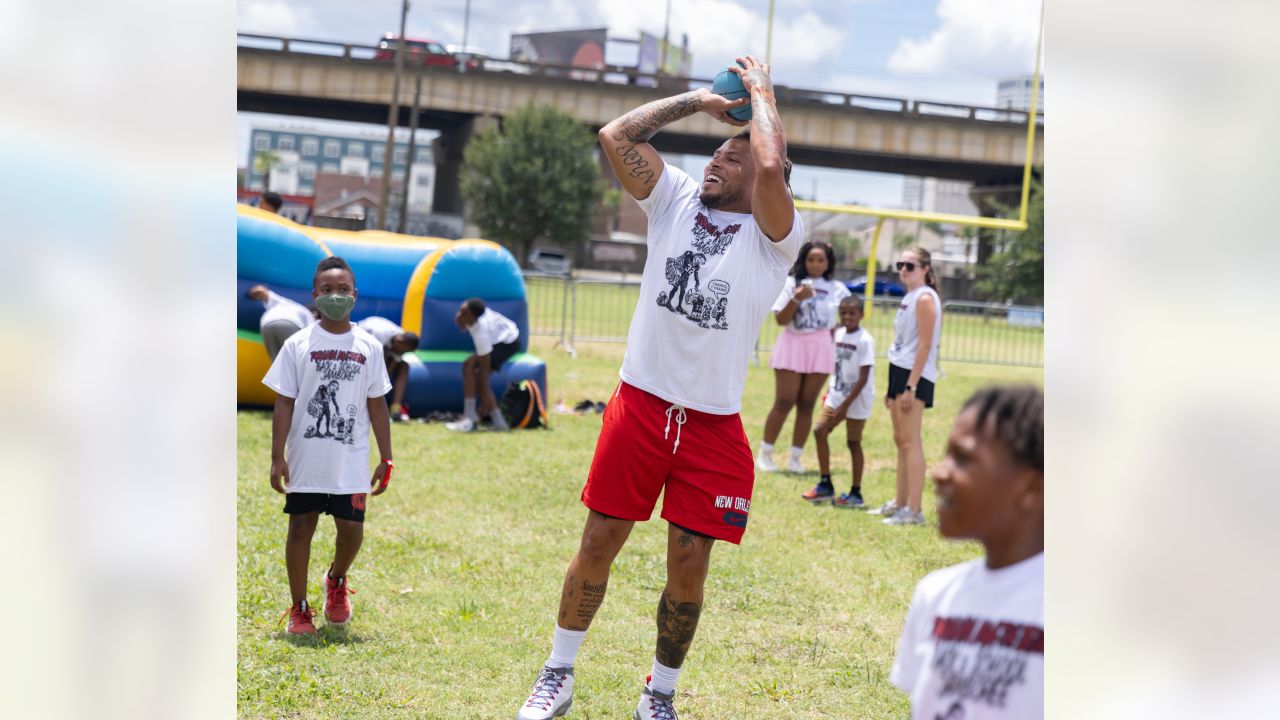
[524,273,1043,367]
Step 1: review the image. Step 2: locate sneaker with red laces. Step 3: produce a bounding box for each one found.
[323,571,356,625]
[281,600,317,635]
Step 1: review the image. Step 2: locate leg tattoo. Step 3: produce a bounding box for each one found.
[655,589,702,668]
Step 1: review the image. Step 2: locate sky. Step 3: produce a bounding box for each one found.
[237,0,1042,207]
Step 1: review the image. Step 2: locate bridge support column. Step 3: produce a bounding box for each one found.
[968,182,1023,265]
[432,114,499,216]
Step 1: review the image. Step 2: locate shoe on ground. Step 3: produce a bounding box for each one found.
[634,683,678,720]
[516,666,574,720]
[756,452,778,472]
[833,490,865,509]
[446,417,477,433]
[801,483,835,503]
[323,571,356,626]
[867,500,900,516]
[282,600,316,635]
[786,457,805,473]
[883,507,926,526]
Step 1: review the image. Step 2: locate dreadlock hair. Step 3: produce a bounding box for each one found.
[313,256,355,287]
[961,385,1043,472]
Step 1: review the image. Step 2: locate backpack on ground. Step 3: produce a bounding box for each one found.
[500,379,548,429]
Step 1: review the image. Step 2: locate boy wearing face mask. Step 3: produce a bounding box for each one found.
[262,256,395,635]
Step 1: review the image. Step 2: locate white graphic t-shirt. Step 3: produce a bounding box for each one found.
[467,308,520,356]
[260,290,314,330]
[825,326,875,419]
[771,276,851,334]
[892,553,1044,720]
[888,285,942,382]
[356,316,404,351]
[262,324,393,494]
[620,164,804,414]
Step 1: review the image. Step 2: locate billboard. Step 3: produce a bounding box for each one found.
[510,28,607,69]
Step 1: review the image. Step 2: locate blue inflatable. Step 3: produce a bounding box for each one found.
[236,204,547,415]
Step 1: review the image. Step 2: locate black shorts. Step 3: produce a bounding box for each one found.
[886,363,935,409]
[487,340,521,369]
[283,492,367,522]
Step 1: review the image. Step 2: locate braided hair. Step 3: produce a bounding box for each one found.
[962,385,1043,472]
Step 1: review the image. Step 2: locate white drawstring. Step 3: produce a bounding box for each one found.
[663,403,687,455]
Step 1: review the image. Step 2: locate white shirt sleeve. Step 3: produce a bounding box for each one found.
[635,164,697,231]
[890,581,929,693]
[771,276,797,313]
[366,340,393,398]
[762,209,805,271]
[469,321,493,357]
[860,333,876,367]
[262,337,300,398]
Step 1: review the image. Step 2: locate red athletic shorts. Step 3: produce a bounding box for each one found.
[582,381,755,544]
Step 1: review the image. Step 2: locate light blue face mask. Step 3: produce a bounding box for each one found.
[315,292,355,321]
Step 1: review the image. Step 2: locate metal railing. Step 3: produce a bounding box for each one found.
[237,33,1045,127]
[524,273,1043,368]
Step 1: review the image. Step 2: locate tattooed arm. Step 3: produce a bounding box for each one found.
[731,55,795,242]
[599,89,749,201]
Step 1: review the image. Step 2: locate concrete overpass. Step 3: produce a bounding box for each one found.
[238,34,1043,214]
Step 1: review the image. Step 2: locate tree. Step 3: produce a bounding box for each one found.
[252,150,281,192]
[461,104,603,266]
[975,172,1043,305]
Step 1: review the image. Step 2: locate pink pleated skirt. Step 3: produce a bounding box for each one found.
[769,329,834,374]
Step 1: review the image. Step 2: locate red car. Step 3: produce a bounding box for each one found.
[373,34,477,69]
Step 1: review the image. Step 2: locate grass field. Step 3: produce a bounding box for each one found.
[524,276,1044,368]
[238,338,1042,719]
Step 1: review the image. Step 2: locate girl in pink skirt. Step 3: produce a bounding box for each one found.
[758,242,850,472]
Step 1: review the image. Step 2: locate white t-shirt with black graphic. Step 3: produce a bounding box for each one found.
[467,308,520,356]
[260,290,314,330]
[620,164,804,415]
[825,326,875,419]
[892,553,1044,720]
[888,285,942,382]
[262,324,393,494]
[771,276,851,334]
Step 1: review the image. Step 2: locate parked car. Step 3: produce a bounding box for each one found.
[528,249,571,275]
[845,275,907,297]
[374,35,476,69]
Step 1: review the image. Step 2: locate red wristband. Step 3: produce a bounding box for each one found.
[377,460,393,491]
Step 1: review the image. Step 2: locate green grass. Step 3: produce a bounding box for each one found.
[238,337,1042,719]
[524,276,1043,367]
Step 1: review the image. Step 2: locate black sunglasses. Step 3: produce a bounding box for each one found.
[895,261,918,272]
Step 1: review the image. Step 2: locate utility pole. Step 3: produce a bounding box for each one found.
[377,0,409,229]
[397,67,423,234]
[461,0,471,64]
[765,0,776,65]
[660,0,671,75]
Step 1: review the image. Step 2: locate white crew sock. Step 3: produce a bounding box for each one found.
[546,625,587,669]
[490,408,509,430]
[649,658,682,696]
[463,397,478,422]
[790,445,803,459]
[759,441,774,455]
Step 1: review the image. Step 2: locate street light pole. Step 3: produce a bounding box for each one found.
[377,0,409,229]
[660,0,671,75]
[765,0,775,65]
[397,68,423,234]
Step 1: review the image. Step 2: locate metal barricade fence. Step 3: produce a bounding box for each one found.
[522,273,1044,368]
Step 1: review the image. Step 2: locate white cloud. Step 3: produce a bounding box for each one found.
[237,0,315,36]
[887,0,1039,80]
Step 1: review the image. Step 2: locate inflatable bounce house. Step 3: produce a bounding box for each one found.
[236,204,547,416]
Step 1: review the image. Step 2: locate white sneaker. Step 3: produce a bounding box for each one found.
[867,500,900,516]
[633,684,678,720]
[446,417,477,433]
[883,507,926,526]
[786,456,805,473]
[516,666,574,719]
[756,452,778,472]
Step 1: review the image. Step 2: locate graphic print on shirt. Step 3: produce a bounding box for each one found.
[832,342,857,395]
[927,615,1044,712]
[690,211,741,256]
[792,290,829,330]
[302,349,368,444]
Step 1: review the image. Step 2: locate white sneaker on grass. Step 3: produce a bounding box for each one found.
[867,500,900,516]
[633,684,678,720]
[883,507,926,526]
[756,452,778,472]
[516,666,574,720]
[786,456,805,474]
[446,417,477,433]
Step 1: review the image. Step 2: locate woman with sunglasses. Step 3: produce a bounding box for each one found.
[757,241,849,474]
[870,247,942,526]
